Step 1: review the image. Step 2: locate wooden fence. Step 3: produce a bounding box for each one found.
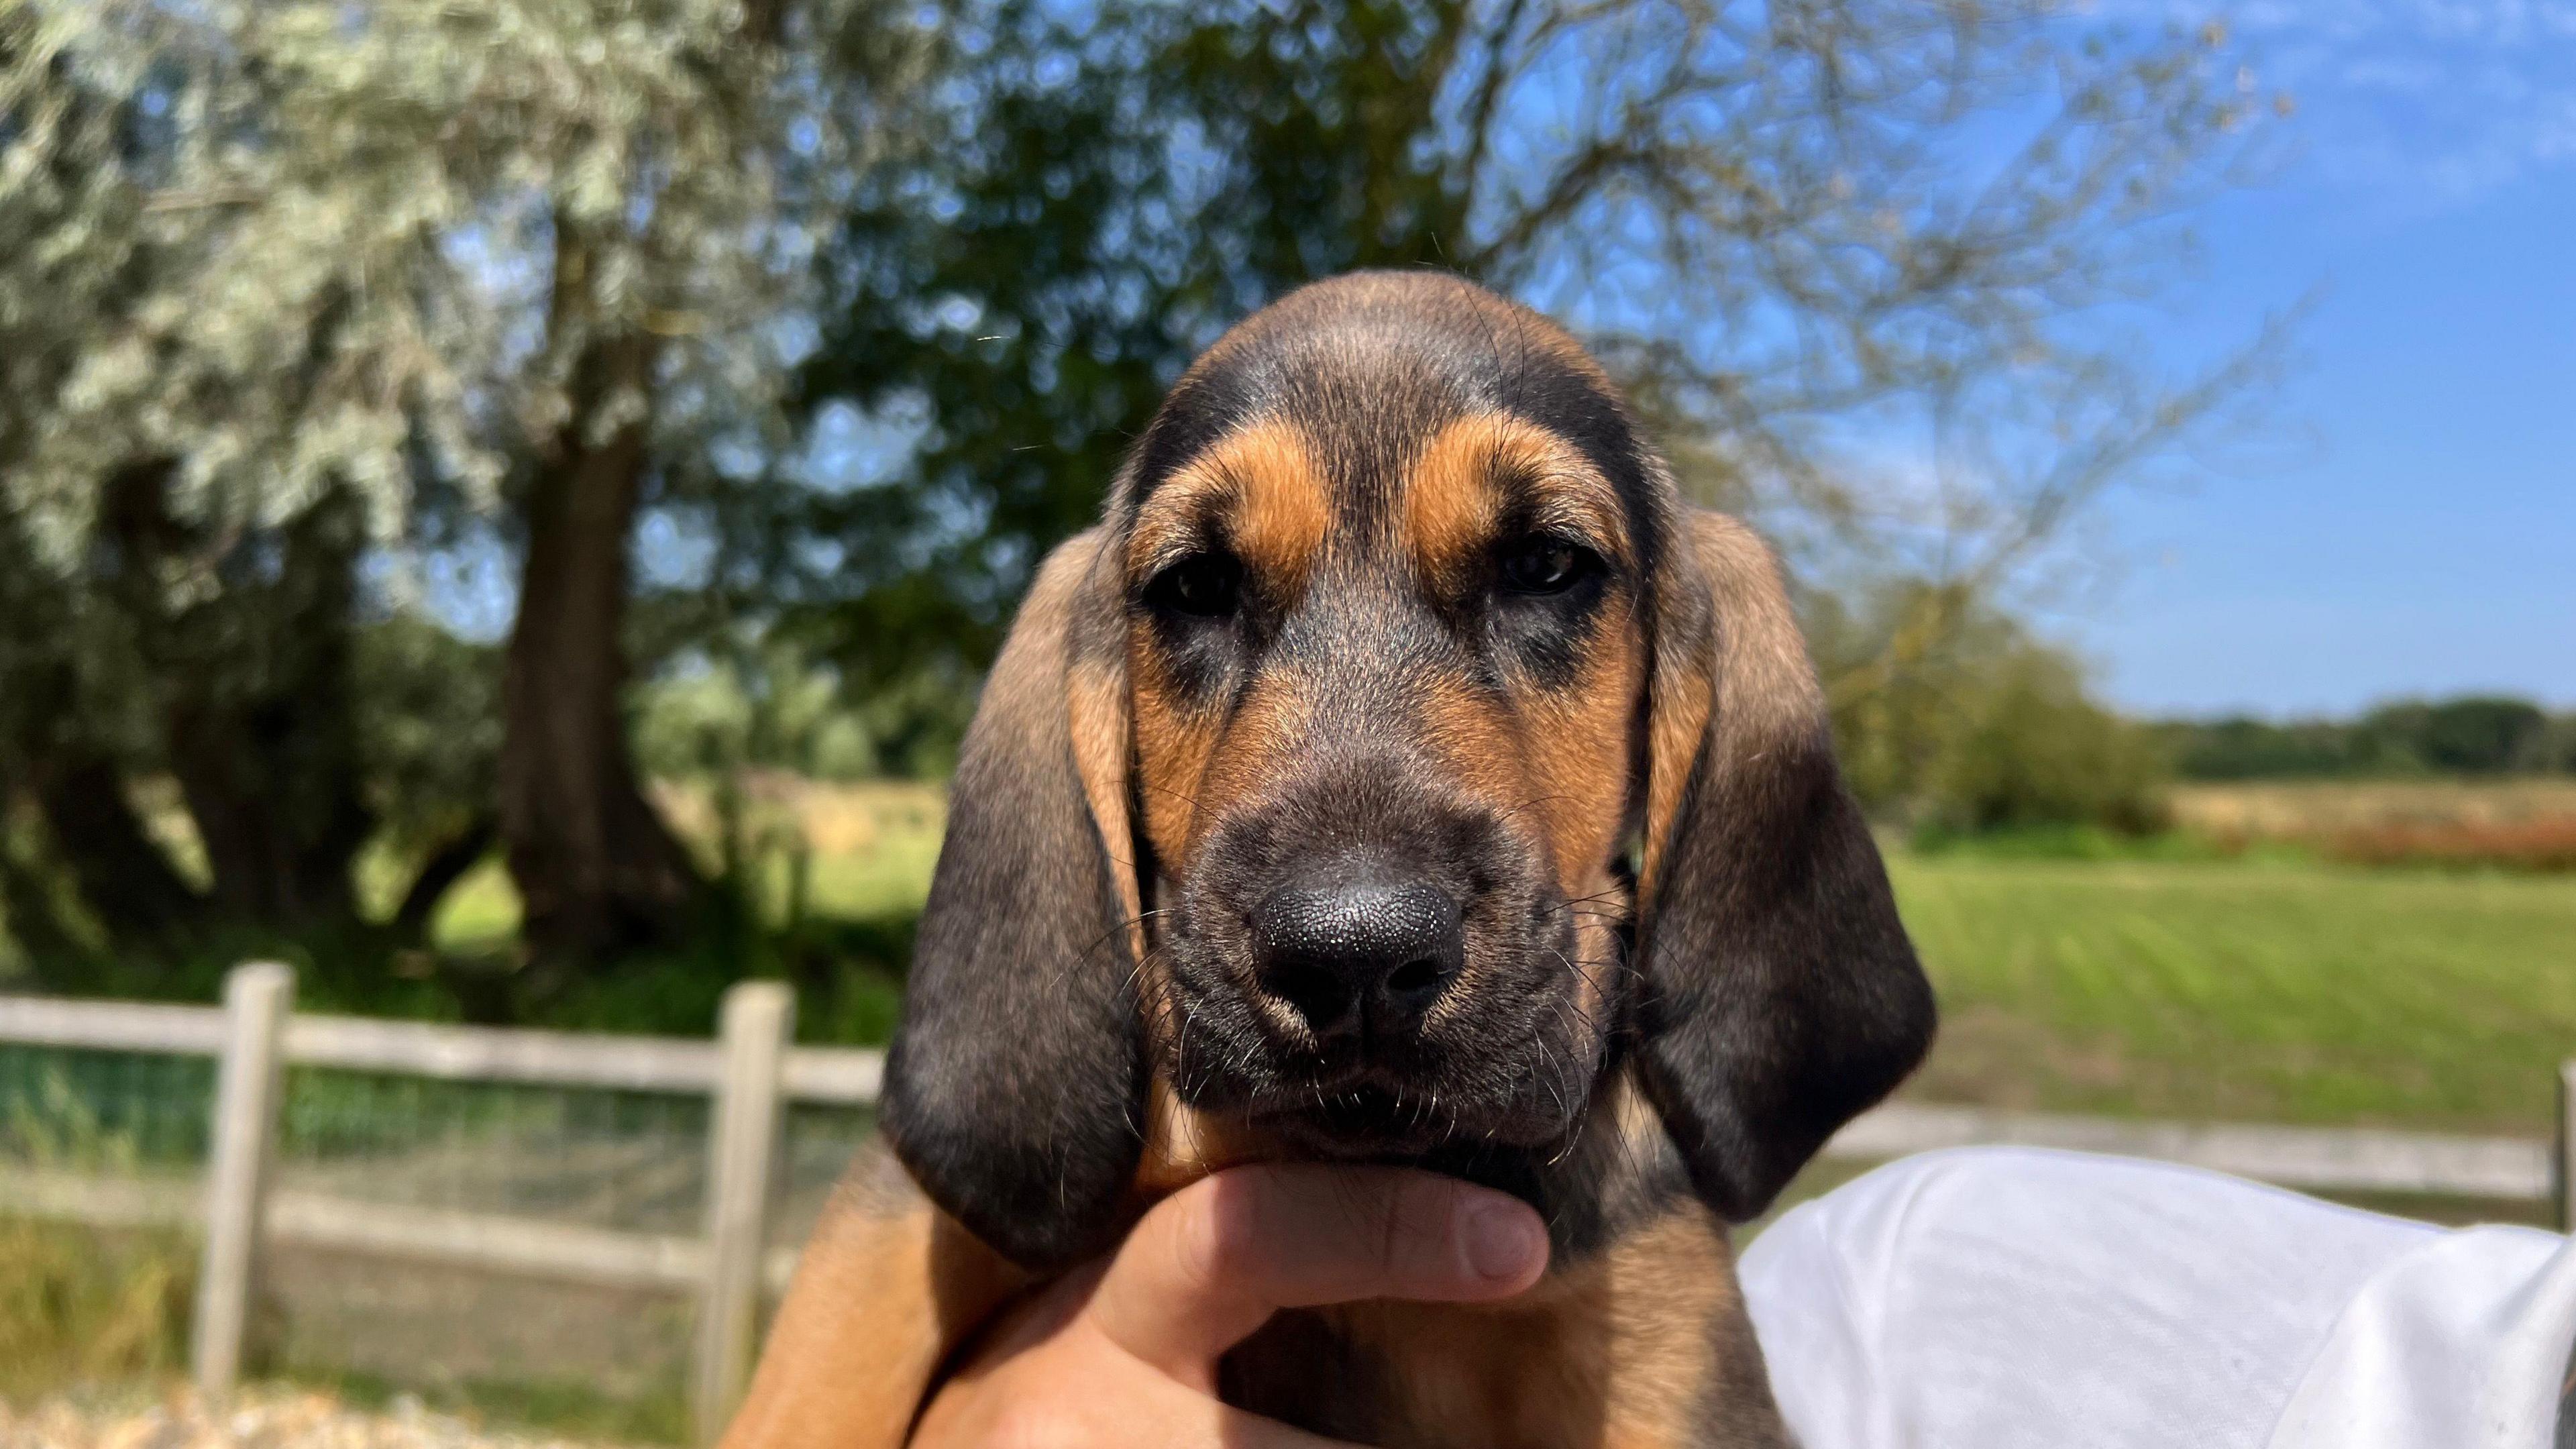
[5,963,2573,1443]
[1,963,878,1444]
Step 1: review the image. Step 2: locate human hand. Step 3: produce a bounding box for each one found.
[909,1165,1550,1447]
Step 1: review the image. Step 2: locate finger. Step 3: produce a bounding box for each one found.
[1087,1165,1548,1378]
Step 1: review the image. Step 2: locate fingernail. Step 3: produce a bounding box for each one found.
[1463,1199,1544,1282]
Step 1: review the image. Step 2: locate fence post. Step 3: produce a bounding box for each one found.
[2558,1059,2576,1234]
[693,981,796,1444]
[192,961,294,1407]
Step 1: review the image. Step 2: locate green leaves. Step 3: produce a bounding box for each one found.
[795,0,2277,769]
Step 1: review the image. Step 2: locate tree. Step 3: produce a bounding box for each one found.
[1,0,930,978]
[2378,697,2553,776]
[792,0,2285,761]
[2162,697,2576,781]
[1811,582,2169,833]
[1,4,441,963]
[233,0,932,965]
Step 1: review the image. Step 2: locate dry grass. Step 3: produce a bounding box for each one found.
[2171,778,2576,871]
[0,1221,692,1445]
[0,1219,193,1403]
[2325,818,2576,871]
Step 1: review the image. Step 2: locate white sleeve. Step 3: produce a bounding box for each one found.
[1737,1146,2573,1449]
[2265,1221,2575,1449]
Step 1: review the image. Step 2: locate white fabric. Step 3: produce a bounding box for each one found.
[1738,1146,2576,1449]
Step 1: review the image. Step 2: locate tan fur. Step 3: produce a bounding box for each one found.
[1069,649,1141,961]
[1227,424,1334,588]
[1246,1086,1780,1449]
[1401,413,1642,1024]
[1412,673,1530,831]
[1130,1078,1270,1197]
[1128,644,1221,863]
[1134,655,1320,863]
[722,539,1128,1448]
[1640,511,1815,912]
[1516,604,1642,896]
[718,1147,1029,1449]
[1126,421,1330,594]
[1125,425,1332,864]
[1400,413,1641,901]
[1402,415,1510,580]
[1404,414,1632,583]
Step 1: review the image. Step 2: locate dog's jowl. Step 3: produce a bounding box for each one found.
[725,271,1937,1449]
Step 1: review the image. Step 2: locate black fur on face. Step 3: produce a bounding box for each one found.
[1159,750,1600,1159]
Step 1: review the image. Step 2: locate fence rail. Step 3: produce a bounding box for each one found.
[0,990,883,1101]
[4,967,2571,1442]
[1823,1103,2557,1201]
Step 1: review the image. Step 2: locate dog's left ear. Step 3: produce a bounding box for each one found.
[879,528,1149,1271]
[1631,508,1936,1222]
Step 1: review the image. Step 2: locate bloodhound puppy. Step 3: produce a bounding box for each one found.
[724,271,1935,1448]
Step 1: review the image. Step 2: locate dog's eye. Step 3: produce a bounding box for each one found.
[1497,535,1599,596]
[1146,551,1242,618]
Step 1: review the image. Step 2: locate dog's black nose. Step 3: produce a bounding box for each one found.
[1253,875,1464,1040]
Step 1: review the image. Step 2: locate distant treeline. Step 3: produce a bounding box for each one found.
[2155,697,2576,780]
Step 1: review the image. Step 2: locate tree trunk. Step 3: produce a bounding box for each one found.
[32,750,205,939]
[0,643,207,947]
[162,691,370,928]
[1,489,201,955]
[98,464,376,935]
[497,327,704,965]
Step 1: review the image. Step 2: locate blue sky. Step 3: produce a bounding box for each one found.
[2051,0,2576,716]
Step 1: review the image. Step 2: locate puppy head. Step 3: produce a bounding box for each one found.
[882,272,1934,1270]
[1118,282,1650,1163]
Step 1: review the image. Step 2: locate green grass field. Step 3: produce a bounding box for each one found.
[1892,853,2576,1135]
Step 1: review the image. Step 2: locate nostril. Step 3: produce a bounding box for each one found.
[1384,956,1446,1000]
[1265,958,1355,1031]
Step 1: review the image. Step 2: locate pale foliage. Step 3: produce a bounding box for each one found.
[0,0,921,581]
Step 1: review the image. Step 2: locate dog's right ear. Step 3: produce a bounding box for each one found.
[880,528,1148,1271]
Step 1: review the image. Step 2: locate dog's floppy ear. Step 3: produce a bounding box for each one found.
[881,528,1148,1271]
[1631,508,1935,1222]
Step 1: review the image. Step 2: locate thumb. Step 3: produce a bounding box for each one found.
[1085,1165,1548,1384]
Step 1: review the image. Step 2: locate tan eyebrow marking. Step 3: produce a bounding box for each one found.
[1402,413,1629,586]
[1126,421,1330,594]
